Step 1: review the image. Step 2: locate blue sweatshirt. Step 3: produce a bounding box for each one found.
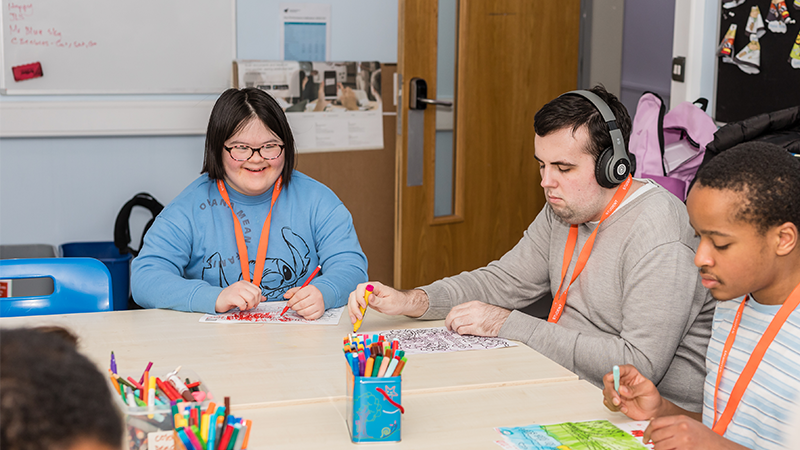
[131,172,368,314]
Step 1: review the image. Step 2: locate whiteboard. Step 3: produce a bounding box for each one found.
[0,0,235,94]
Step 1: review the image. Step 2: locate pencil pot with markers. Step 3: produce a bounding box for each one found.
[343,334,407,443]
[108,366,214,450]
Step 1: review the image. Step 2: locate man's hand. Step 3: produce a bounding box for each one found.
[283,285,324,320]
[347,282,429,324]
[215,281,264,313]
[444,301,511,337]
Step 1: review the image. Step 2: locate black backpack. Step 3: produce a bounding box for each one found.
[114,192,164,257]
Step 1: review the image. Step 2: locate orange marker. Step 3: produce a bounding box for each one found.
[242,419,253,449]
[364,356,375,378]
[108,369,121,395]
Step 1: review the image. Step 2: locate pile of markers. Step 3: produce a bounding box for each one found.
[171,398,251,450]
[108,354,207,408]
[344,334,408,377]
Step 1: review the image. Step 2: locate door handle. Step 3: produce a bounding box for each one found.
[409,77,453,110]
[418,98,453,107]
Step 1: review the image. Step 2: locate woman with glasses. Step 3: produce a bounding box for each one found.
[131,88,368,319]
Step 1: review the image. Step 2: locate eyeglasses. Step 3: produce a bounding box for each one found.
[223,143,285,161]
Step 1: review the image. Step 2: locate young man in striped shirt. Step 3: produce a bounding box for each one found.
[602,141,800,449]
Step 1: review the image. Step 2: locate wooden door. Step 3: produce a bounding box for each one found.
[395,0,581,288]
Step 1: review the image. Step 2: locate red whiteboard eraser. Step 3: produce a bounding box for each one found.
[12,62,43,81]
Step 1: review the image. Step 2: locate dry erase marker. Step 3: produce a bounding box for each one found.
[353,284,374,333]
[613,365,620,393]
[281,264,322,316]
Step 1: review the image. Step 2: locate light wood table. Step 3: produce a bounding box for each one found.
[0,308,577,407]
[240,380,631,449]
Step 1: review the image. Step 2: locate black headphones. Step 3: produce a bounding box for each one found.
[561,90,632,188]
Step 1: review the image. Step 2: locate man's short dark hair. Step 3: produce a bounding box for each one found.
[533,85,632,163]
[1,327,124,450]
[202,87,297,186]
[692,141,800,233]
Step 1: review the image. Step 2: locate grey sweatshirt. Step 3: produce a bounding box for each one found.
[419,183,714,412]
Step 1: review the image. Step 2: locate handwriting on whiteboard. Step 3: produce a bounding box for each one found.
[6,2,98,48]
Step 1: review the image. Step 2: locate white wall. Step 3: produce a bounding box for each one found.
[670,0,719,113]
[0,0,397,248]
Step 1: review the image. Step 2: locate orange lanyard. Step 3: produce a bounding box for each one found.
[216,177,282,288]
[548,175,632,323]
[712,282,800,436]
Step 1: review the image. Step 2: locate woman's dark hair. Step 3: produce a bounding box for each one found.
[202,87,297,186]
[1,327,124,450]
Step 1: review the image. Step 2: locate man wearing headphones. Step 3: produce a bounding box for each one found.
[347,85,714,413]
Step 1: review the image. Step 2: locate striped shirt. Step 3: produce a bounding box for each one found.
[702,297,800,449]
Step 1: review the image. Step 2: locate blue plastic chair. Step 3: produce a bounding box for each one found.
[0,258,113,317]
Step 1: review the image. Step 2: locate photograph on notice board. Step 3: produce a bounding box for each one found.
[233,60,382,112]
[232,60,384,153]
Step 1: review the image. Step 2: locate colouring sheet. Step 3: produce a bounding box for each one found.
[375,327,517,354]
[495,420,652,450]
[199,302,343,325]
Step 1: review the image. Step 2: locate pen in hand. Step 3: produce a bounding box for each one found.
[353,284,374,333]
[280,265,322,316]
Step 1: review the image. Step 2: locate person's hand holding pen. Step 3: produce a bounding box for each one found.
[215,280,264,313]
[283,265,324,320]
[347,282,430,325]
[283,285,325,320]
[602,364,690,421]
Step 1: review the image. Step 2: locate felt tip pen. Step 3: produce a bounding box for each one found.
[383,357,400,377]
[126,376,144,392]
[371,355,383,377]
[176,428,195,450]
[201,414,211,444]
[613,365,620,393]
[208,407,225,450]
[242,419,253,449]
[364,357,375,377]
[110,351,117,374]
[108,369,122,395]
[280,264,322,316]
[353,284,374,333]
[226,423,241,450]
[147,376,156,411]
[139,361,153,385]
[126,386,137,408]
[377,354,391,377]
[391,358,407,377]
